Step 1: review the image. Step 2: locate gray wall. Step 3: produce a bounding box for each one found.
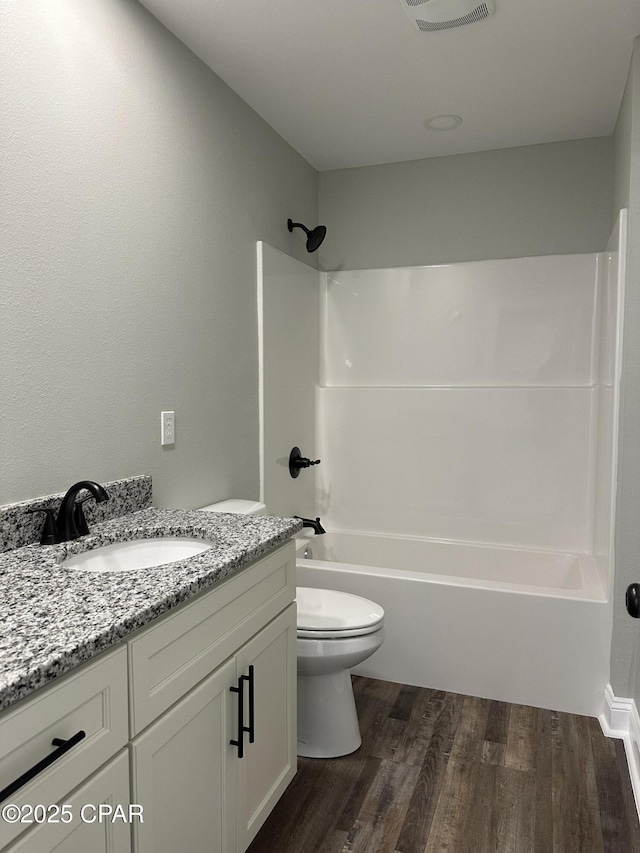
[1,0,317,509]
[611,38,640,701]
[318,138,613,270]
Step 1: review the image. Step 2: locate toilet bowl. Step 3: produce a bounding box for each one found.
[296,586,384,757]
[197,499,385,758]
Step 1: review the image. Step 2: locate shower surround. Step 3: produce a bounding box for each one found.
[258,215,625,715]
[319,255,608,569]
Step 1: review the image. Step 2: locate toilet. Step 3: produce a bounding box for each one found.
[198,499,385,758]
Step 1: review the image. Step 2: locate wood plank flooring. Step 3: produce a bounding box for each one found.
[248,676,640,853]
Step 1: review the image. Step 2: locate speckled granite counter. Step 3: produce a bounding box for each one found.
[0,508,302,712]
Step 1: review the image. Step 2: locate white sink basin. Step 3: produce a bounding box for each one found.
[62,537,216,572]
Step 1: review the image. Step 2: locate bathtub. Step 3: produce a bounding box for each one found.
[295,530,611,716]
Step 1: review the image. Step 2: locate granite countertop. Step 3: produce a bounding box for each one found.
[0,508,302,712]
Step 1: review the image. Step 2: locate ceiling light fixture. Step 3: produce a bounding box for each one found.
[423,114,463,131]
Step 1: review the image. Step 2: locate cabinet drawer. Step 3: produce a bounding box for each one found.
[0,646,128,850]
[128,541,295,735]
[4,750,131,853]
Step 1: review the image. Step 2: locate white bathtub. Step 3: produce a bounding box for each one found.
[295,530,611,716]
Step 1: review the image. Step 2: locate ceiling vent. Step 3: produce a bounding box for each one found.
[400,0,495,32]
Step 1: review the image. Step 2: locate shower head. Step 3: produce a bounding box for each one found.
[287,219,327,253]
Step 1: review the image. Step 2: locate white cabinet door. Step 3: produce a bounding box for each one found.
[131,658,237,853]
[235,604,297,852]
[5,751,130,853]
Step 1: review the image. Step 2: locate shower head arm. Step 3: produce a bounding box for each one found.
[287,219,310,236]
[287,218,326,253]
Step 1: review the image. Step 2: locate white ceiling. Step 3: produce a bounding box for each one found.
[137,0,640,171]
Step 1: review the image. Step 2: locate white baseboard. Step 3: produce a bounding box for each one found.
[600,683,640,819]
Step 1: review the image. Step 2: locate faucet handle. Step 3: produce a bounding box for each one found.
[26,508,59,546]
[289,447,322,478]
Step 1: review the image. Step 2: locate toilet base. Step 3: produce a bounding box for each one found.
[297,670,362,758]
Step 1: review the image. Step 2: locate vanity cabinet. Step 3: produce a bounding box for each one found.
[0,539,296,853]
[131,604,296,853]
[130,541,297,853]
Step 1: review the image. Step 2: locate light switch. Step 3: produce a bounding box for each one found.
[161,411,175,446]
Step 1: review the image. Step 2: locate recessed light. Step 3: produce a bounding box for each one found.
[423,114,463,131]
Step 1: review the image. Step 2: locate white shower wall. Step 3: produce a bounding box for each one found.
[593,211,627,598]
[258,242,319,518]
[317,253,618,566]
[259,235,624,597]
[321,256,599,388]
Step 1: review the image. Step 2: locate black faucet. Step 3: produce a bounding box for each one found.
[294,516,326,535]
[55,480,110,543]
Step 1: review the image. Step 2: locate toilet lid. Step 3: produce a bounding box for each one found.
[296,587,384,633]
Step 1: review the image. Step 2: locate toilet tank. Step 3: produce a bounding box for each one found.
[197,499,267,516]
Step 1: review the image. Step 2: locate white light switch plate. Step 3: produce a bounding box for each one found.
[161,411,175,446]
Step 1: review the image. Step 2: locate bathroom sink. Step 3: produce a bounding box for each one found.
[62,537,216,572]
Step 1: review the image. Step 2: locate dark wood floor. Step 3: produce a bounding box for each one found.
[248,676,640,853]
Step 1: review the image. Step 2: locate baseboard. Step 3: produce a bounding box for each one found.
[600,683,640,819]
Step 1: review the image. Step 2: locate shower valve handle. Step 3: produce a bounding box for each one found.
[289,447,321,478]
[298,458,320,468]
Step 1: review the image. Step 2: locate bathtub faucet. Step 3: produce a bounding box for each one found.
[294,516,326,535]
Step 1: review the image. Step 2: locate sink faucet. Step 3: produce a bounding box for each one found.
[56,480,110,543]
[294,516,326,535]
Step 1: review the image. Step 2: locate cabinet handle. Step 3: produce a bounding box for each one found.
[0,730,86,803]
[230,678,245,758]
[230,667,255,757]
[243,665,255,745]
